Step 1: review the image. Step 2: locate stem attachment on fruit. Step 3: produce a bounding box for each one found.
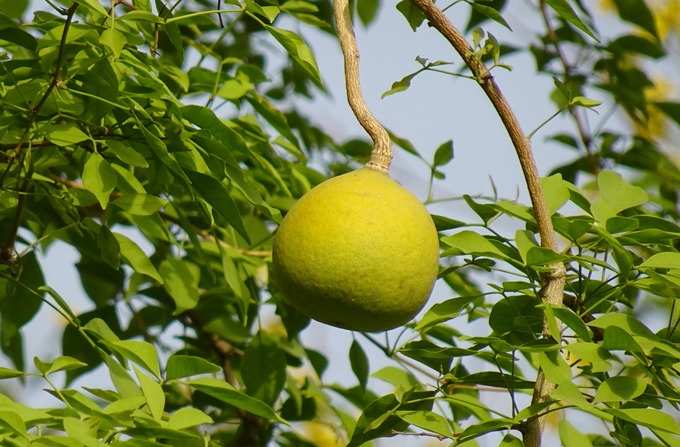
[333,0,392,173]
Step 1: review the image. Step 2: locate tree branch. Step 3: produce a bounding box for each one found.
[1,3,79,264]
[410,2,566,446]
[33,3,79,115]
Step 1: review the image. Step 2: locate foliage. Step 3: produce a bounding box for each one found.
[0,0,679,446]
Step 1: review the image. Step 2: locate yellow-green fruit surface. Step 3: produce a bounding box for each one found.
[272,168,439,331]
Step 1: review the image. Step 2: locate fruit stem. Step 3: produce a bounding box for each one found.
[333,0,392,173]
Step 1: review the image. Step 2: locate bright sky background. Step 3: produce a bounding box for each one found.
[7,2,677,446]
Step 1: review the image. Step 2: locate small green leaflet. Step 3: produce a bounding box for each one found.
[186,171,250,243]
[83,153,117,209]
[265,26,322,86]
[113,232,163,283]
[544,0,598,40]
[47,123,89,146]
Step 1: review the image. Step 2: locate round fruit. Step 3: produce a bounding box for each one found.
[272,168,439,331]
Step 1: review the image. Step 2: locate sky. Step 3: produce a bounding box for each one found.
[5,1,676,446]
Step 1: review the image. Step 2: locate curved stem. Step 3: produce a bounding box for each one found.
[410,2,566,446]
[333,0,392,172]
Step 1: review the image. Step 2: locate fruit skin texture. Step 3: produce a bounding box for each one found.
[272,168,439,332]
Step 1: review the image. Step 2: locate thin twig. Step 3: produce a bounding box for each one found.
[333,0,392,172]
[410,2,566,446]
[33,4,79,115]
[1,4,79,264]
[538,0,599,173]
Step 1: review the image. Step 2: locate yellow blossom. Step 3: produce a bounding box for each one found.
[298,421,346,447]
[635,76,674,139]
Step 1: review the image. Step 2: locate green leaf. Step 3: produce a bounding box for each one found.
[441,230,506,258]
[595,376,646,402]
[83,153,117,209]
[0,367,24,379]
[100,28,126,58]
[551,306,592,341]
[242,336,286,404]
[0,409,27,438]
[397,410,453,438]
[612,0,658,38]
[500,434,524,447]
[415,295,478,332]
[559,420,593,447]
[47,123,89,146]
[347,393,402,447]
[98,225,120,269]
[609,408,680,434]
[489,296,543,338]
[103,395,146,414]
[0,0,29,18]
[120,10,164,23]
[570,96,602,108]
[181,106,247,155]
[372,366,419,390]
[591,171,648,224]
[382,72,418,99]
[265,26,322,86]
[112,194,165,216]
[387,128,426,160]
[159,258,200,314]
[655,101,680,128]
[113,232,163,283]
[103,355,141,398]
[349,340,369,389]
[246,0,280,22]
[396,0,425,31]
[166,355,221,381]
[471,4,511,30]
[134,367,165,420]
[541,174,570,215]
[463,195,499,224]
[431,215,466,231]
[357,0,379,26]
[457,418,514,443]
[38,285,77,322]
[111,339,161,378]
[456,371,534,389]
[189,377,284,421]
[640,252,680,269]
[544,0,598,40]
[167,407,213,430]
[186,171,250,243]
[433,140,454,167]
[40,356,87,376]
[218,78,252,100]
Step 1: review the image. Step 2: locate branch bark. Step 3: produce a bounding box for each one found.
[411,2,566,446]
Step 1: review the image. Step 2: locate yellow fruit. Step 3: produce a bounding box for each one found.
[272,168,439,331]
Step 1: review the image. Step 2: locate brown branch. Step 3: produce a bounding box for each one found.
[410,2,566,446]
[333,0,392,172]
[185,313,267,447]
[538,0,599,174]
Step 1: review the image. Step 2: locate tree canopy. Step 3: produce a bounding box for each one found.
[0,0,679,446]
